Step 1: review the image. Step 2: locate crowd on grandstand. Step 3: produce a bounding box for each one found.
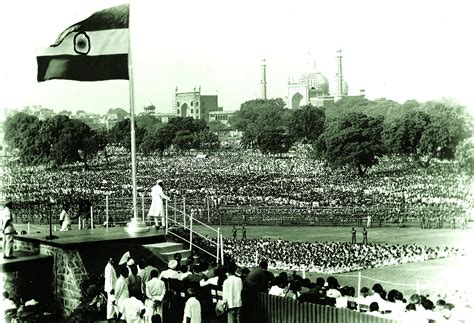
[3,149,472,225]
[223,237,464,274]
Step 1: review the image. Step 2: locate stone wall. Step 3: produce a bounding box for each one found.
[39,245,88,316]
[13,240,88,317]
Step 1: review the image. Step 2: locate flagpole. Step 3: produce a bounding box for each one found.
[125,0,148,233]
[128,0,138,221]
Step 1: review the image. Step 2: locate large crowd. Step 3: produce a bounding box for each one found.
[2,149,473,225]
[222,238,464,274]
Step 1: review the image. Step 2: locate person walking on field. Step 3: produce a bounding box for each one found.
[366,214,372,228]
[362,227,368,244]
[241,225,247,240]
[147,180,170,230]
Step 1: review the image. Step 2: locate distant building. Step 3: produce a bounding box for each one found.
[287,49,351,109]
[144,104,156,115]
[155,113,176,123]
[209,110,237,125]
[174,86,221,122]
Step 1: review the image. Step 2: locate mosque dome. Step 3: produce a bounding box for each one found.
[300,71,330,96]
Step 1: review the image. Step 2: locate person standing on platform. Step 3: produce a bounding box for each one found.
[59,204,72,231]
[147,180,170,230]
[363,227,368,244]
[104,258,117,320]
[241,225,246,240]
[351,227,356,244]
[0,201,12,230]
[2,219,17,259]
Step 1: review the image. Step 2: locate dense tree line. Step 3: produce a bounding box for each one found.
[3,113,219,167]
[3,96,472,175]
[230,97,472,176]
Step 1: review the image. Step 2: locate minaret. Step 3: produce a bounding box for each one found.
[261,58,267,100]
[335,49,343,102]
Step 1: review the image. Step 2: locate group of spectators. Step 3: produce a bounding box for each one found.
[249,260,473,322]
[2,150,472,226]
[89,251,474,322]
[222,237,464,274]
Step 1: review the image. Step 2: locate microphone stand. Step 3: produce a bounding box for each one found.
[45,198,58,240]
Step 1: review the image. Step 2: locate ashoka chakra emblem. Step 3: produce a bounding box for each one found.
[74,32,90,55]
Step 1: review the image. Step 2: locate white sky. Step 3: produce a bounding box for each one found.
[1,0,473,116]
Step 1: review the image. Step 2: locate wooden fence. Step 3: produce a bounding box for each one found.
[254,293,401,323]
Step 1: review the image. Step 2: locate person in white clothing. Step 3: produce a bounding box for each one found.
[145,269,166,322]
[222,262,243,323]
[183,288,201,323]
[59,204,72,231]
[115,266,130,316]
[119,290,146,323]
[104,258,118,320]
[159,260,180,280]
[0,201,12,230]
[147,180,170,229]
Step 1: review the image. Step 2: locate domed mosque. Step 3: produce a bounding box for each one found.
[287,49,351,109]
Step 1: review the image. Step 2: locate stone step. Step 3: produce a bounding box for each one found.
[143,242,184,254]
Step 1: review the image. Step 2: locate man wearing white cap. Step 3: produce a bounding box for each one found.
[159,260,180,280]
[147,180,170,230]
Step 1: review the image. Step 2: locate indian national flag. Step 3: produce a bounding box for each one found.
[37,4,129,82]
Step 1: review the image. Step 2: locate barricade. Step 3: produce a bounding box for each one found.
[254,293,401,323]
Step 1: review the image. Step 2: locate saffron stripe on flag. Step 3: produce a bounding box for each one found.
[37,54,128,82]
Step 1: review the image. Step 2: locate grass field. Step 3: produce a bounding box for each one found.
[16,222,474,300]
[191,224,474,299]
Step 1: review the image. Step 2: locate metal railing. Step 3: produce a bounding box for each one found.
[165,198,224,264]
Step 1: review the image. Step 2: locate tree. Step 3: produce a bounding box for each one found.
[287,104,325,143]
[140,124,173,156]
[4,112,39,148]
[230,98,288,148]
[108,119,145,150]
[197,130,220,151]
[256,127,293,155]
[383,110,431,155]
[455,137,474,174]
[173,130,197,152]
[323,112,385,176]
[418,101,470,160]
[135,114,161,132]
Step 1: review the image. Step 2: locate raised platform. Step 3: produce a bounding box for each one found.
[14,226,166,249]
[0,252,53,272]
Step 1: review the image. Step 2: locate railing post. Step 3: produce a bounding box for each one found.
[189,211,193,251]
[216,227,220,264]
[358,272,362,297]
[220,233,224,264]
[174,195,177,224]
[90,206,94,229]
[142,194,146,223]
[106,194,109,229]
[165,199,168,235]
[183,197,187,229]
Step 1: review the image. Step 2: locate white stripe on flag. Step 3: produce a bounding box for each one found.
[38,29,128,57]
